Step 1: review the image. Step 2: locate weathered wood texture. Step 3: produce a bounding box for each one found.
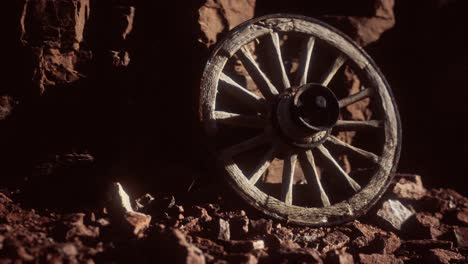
[200,15,401,226]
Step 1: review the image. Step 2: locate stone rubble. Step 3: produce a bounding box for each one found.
[0,175,467,263]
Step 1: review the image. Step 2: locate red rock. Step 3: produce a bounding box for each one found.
[350,221,387,247]
[358,253,403,264]
[230,215,249,239]
[276,247,323,263]
[322,230,350,253]
[425,248,464,264]
[2,237,35,262]
[408,212,445,239]
[453,226,468,248]
[198,0,255,47]
[376,199,413,231]
[400,239,453,253]
[135,193,155,211]
[264,234,282,249]
[123,211,151,238]
[192,236,225,257]
[222,240,265,253]
[330,0,396,47]
[419,189,468,213]
[374,233,401,254]
[0,96,14,120]
[161,229,206,264]
[392,174,426,200]
[106,183,152,238]
[225,253,258,264]
[325,249,354,264]
[19,0,136,94]
[56,213,99,241]
[280,239,302,250]
[456,209,468,225]
[250,219,273,235]
[352,221,384,240]
[192,206,213,223]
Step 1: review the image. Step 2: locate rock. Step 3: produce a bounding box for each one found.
[149,196,176,216]
[250,219,273,235]
[54,213,99,241]
[198,0,255,47]
[453,226,468,248]
[107,183,151,238]
[2,237,35,262]
[456,209,468,225]
[135,193,155,211]
[222,240,265,253]
[110,50,131,68]
[297,229,326,248]
[376,199,414,231]
[123,211,151,238]
[151,229,206,264]
[192,206,213,223]
[373,233,401,254]
[330,0,396,47]
[417,189,468,213]
[349,221,386,248]
[20,0,135,93]
[322,230,350,253]
[400,239,453,253]
[404,212,445,239]
[108,182,134,215]
[358,253,403,264]
[425,248,464,264]
[274,247,323,263]
[96,218,110,227]
[225,253,258,264]
[61,243,78,259]
[230,215,249,239]
[392,174,426,200]
[325,249,354,264]
[216,218,231,241]
[0,96,15,121]
[264,234,282,249]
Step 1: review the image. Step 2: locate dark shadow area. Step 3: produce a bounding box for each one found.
[0,0,467,213]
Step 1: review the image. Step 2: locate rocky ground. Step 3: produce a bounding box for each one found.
[0,173,466,263]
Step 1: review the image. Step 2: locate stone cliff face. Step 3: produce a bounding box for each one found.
[0,0,398,188]
[19,0,135,94]
[196,0,396,173]
[198,0,256,47]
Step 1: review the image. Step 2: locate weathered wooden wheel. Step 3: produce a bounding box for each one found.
[200,14,401,226]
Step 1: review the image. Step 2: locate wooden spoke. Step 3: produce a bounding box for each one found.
[222,133,270,158]
[280,153,297,205]
[249,145,277,185]
[334,120,383,131]
[339,88,372,108]
[321,54,346,86]
[201,15,402,226]
[237,46,279,100]
[296,36,315,86]
[326,136,379,163]
[316,145,361,192]
[268,32,290,90]
[219,73,267,112]
[299,150,331,207]
[214,111,265,128]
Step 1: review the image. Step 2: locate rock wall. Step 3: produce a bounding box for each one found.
[18,0,135,94]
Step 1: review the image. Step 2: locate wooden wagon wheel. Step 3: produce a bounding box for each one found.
[200,14,401,226]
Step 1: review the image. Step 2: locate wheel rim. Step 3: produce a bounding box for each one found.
[200,14,401,226]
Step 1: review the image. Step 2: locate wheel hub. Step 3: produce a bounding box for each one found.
[276,83,339,148]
